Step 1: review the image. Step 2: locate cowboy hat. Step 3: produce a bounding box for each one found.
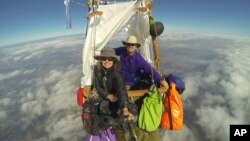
[122,35,141,48]
[94,47,118,61]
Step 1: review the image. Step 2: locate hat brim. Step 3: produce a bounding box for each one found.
[94,55,118,61]
[122,41,141,48]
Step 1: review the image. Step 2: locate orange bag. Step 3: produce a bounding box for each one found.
[161,83,183,130]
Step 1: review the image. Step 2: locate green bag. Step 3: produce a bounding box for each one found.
[138,86,163,132]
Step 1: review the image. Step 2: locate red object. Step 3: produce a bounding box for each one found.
[77,87,85,106]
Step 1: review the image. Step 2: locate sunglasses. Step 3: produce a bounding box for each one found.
[100,57,114,61]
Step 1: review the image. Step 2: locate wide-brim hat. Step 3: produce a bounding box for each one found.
[94,47,118,61]
[122,35,141,48]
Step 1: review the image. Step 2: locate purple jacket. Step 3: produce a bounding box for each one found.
[114,47,163,86]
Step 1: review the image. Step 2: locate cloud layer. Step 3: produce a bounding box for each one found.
[0,33,249,141]
[0,35,85,141]
[159,32,250,141]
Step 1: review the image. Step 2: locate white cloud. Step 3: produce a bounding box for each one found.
[21,100,43,118]
[23,50,45,61]
[16,65,82,140]
[0,110,7,120]
[0,98,11,106]
[35,87,49,102]
[3,36,83,62]
[0,70,21,81]
[19,66,80,117]
[46,114,83,141]
[182,73,201,99]
[201,92,225,106]
[0,69,35,81]
[0,35,84,140]
[161,125,198,141]
[195,106,232,141]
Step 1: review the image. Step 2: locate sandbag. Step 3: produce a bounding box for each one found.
[160,83,183,130]
[138,86,163,131]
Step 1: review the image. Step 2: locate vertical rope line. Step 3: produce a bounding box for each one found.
[92,0,97,89]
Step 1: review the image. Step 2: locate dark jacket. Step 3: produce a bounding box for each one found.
[94,62,128,109]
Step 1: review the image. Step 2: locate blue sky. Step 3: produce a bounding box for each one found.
[0,0,250,47]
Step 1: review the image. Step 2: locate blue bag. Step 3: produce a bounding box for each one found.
[167,74,185,94]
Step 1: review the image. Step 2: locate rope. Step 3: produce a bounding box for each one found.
[91,0,98,90]
[149,33,155,85]
[136,0,155,86]
[147,5,156,85]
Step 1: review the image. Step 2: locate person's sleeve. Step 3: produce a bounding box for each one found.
[113,69,128,109]
[113,47,124,56]
[137,55,163,84]
[114,47,121,56]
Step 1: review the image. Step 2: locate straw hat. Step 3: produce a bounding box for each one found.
[122,35,141,48]
[94,47,118,61]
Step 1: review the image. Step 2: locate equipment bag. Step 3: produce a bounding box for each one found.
[81,98,102,134]
[160,83,183,130]
[77,87,85,106]
[85,128,117,141]
[166,74,185,94]
[138,85,163,132]
[81,99,93,133]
